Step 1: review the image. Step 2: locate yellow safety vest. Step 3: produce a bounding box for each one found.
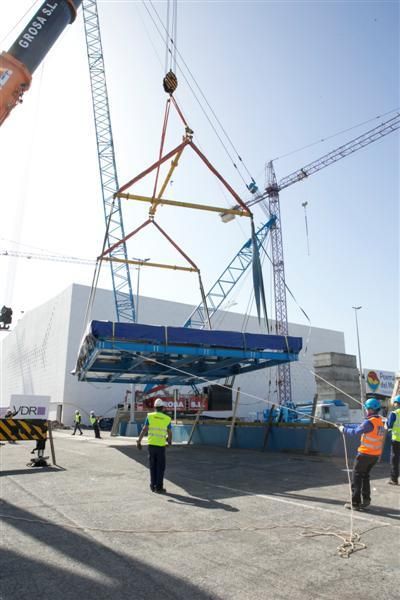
[391,408,400,442]
[75,413,81,423]
[147,412,171,447]
[90,416,97,425]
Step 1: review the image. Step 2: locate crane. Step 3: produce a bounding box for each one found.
[3,4,398,405]
[185,113,400,406]
[0,248,95,265]
[1,1,135,324]
[81,0,135,323]
[0,1,82,125]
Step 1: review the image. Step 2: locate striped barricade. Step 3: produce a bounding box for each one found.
[0,419,48,442]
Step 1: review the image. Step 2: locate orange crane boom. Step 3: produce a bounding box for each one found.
[0,0,82,126]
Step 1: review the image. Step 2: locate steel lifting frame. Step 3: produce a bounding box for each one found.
[82,0,135,322]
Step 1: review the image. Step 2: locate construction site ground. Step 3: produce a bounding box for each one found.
[1,430,399,600]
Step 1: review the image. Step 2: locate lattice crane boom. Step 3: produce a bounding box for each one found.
[82,0,135,322]
[0,249,95,265]
[258,112,399,406]
[247,113,400,208]
[217,113,400,407]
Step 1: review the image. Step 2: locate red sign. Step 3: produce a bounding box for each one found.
[135,392,208,412]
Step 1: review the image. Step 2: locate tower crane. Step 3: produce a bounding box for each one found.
[186,113,400,406]
[0,249,95,265]
[3,4,398,405]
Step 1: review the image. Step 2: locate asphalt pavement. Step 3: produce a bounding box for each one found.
[1,431,399,600]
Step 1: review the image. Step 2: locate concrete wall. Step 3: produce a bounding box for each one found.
[314,352,361,408]
[1,283,346,426]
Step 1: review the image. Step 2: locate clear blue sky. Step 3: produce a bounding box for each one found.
[0,0,398,372]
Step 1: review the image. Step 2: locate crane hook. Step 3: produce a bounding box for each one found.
[163,70,178,95]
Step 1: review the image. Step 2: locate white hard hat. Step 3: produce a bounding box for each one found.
[75,410,79,414]
[154,398,164,408]
[90,410,95,414]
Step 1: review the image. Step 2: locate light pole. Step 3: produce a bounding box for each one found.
[133,257,150,323]
[352,306,364,404]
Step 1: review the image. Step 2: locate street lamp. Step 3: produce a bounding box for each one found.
[352,306,364,404]
[132,257,151,323]
[130,256,150,426]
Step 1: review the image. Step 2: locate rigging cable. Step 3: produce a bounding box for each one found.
[0,0,39,46]
[123,351,366,556]
[143,0,256,191]
[272,107,400,162]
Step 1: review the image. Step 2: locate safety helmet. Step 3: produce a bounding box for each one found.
[364,398,381,411]
[90,410,95,414]
[75,410,79,414]
[154,398,164,408]
[393,395,400,405]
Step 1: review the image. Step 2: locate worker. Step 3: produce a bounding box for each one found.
[89,411,102,439]
[72,410,83,436]
[387,395,400,485]
[338,398,385,510]
[136,398,172,493]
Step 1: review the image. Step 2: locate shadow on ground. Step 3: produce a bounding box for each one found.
[0,499,222,600]
[110,443,399,520]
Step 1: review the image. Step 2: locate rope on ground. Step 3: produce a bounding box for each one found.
[300,526,366,558]
[0,513,388,558]
[124,351,378,555]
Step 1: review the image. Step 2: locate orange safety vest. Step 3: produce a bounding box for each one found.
[358,415,385,456]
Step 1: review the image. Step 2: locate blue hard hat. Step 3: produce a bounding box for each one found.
[393,395,400,405]
[364,398,381,411]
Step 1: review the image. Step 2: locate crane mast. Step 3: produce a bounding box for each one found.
[82,0,135,322]
[260,113,400,406]
[266,162,293,406]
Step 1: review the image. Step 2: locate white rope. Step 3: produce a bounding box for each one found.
[124,350,374,555]
[0,513,387,558]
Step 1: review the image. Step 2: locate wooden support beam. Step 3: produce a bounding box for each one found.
[262,404,276,451]
[187,410,202,445]
[304,394,318,455]
[227,387,241,449]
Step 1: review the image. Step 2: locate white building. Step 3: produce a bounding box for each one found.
[0,283,345,426]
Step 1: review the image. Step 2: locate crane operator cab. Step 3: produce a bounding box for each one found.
[0,306,13,330]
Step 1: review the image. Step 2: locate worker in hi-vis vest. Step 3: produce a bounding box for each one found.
[72,410,83,436]
[137,398,172,493]
[338,398,385,510]
[89,411,102,439]
[387,395,400,485]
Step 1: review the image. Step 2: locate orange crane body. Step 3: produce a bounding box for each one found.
[0,0,82,126]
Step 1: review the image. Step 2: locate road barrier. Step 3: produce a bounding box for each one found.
[0,418,48,442]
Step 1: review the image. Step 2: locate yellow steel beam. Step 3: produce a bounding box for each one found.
[101,256,198,272]
[151,147,185,216]
[116,193,250,217]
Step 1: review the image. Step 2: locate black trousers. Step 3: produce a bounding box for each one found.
[352,453,378,505]
[93,423,101,438]
[390,440,400,482]
[148,445,166,490]
[72,422,82,435]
